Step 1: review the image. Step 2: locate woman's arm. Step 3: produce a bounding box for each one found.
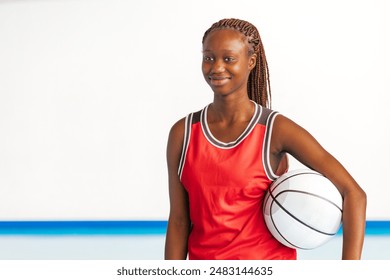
[270,115,367,259]
[164,118,191,260]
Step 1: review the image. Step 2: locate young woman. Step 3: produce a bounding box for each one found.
[165,18,366,260]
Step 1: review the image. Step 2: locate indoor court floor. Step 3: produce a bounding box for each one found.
[0,234,388,260]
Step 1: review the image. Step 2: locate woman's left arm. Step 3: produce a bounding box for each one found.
[271,114,367,260]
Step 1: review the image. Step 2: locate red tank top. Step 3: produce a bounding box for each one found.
[179,102,296,260]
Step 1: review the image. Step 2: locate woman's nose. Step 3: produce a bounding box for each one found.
[211,59,225,73]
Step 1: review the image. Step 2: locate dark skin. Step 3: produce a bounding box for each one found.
[165,29,366,260]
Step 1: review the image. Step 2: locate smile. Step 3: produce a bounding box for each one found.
[208,76,230,86]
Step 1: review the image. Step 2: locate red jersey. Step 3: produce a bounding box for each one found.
[179,102,296,260]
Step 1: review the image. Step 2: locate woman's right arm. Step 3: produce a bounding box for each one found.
[164,118,191,260]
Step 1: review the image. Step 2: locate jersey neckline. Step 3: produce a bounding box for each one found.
[200,101,262,149]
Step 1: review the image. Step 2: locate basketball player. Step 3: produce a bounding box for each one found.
[165,18,366,260]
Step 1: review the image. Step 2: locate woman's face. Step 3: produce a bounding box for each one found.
[202,29,256,97]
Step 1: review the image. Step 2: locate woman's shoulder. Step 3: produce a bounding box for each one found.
[167,117,186,167]
[168,117,186,143]
[272,113,302,132]
[169,106,205,138]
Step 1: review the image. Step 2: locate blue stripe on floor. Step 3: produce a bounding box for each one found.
[0,220,388,235]
[0,221,167,235]
[361,220,390,235]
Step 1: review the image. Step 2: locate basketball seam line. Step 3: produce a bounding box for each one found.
[265,171,343,213]
[264,171,318,212]
[269,206,306,250]
[270,190,341,236]
[275,189,343,213]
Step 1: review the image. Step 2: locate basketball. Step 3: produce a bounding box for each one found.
[263,169,343,250]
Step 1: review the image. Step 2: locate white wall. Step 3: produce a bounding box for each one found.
[0,0,389,220]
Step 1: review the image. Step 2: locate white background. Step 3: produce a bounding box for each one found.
[0,0,389,220]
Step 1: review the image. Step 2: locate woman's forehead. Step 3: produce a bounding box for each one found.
[203,29,248,51]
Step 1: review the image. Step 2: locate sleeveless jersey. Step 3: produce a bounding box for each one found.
[178,102,297,260]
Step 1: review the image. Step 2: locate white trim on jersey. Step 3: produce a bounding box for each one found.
[178,113,193,180]
[263,111,280,181]
[200,101,262,150]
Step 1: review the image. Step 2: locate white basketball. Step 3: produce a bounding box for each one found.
[263,169,343,250]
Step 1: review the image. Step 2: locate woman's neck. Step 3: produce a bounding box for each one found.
[209,94,254,123]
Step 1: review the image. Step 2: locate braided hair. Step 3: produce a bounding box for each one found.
[202,18,271,108]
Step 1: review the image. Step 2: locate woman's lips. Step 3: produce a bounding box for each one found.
[209,76,230,86]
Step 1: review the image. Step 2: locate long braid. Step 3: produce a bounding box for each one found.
[202,18,271,108]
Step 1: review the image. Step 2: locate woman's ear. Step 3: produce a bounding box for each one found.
[249,54,257,70]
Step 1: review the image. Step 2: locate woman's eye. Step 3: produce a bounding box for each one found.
[224,57,234,62]
[203,56,213,61]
